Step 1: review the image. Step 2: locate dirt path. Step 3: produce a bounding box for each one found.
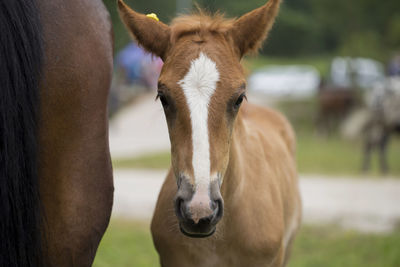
[112,169,400,233]
[300,175,400,232]
[109,94,170,158]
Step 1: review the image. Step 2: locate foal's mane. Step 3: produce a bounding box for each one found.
[170,9,235,44]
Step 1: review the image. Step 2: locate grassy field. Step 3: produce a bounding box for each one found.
[114,152,171,170]
[93,221,159,267]
[112,134,400,176]
[290,225,400,267]
[296,133,400,176]
[94,220,400,267]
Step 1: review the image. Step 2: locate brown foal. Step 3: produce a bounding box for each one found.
[119,0,301,266]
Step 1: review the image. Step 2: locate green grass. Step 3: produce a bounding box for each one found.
[93,221,159,267]
[113,152,171,170]
[296,134,400,176]
[94,221,400,267]
[290,225,400,267]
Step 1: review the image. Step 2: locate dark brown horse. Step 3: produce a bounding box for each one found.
[1,0,113,266]
[316,86,357,135]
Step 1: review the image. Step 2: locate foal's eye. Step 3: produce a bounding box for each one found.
[157,92,169,108]
[234,93,246,110]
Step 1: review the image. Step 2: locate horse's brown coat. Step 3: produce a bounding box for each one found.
[38,0,113,265]
[119,0,301,266]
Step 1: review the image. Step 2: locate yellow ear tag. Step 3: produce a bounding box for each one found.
[146,13,159,22]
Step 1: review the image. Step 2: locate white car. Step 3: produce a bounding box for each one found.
[330,57,385,89]
[248,65,320,98]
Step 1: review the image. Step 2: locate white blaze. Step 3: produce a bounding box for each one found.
[178,52,220,188]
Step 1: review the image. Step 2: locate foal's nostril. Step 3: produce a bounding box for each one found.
[174,197,185,220]
[215,198,223,220]
[180,200,186,218]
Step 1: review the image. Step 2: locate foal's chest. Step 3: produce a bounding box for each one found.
[171,239,278,267]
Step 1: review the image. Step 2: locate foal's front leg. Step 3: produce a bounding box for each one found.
[379,132,390,174]
[362,141,372,172]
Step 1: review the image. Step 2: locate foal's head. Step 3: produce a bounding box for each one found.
[119,0,281,237]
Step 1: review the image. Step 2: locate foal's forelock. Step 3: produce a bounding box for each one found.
[178,52,220,189]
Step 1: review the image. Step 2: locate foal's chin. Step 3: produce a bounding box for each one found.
[179,223,216,238]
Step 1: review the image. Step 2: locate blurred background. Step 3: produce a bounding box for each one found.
[95,0,400,266]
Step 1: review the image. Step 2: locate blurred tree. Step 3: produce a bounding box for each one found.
[263,4,324,56]
[309,0,400,60]
[103,0,178,52]
[387,16,400,48]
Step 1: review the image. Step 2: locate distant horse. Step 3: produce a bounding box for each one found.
[1,0,113,266]
[316,85,357,135]
[119,0,301,266]
[362,78,400,173]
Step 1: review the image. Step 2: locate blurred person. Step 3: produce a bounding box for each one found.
[388,54,400,77]
[110,42,163,114]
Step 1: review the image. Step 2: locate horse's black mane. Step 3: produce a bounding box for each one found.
[0,0,44,266]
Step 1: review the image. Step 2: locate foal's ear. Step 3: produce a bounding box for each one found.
[118,0,171,60]
[229,0,281,57]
